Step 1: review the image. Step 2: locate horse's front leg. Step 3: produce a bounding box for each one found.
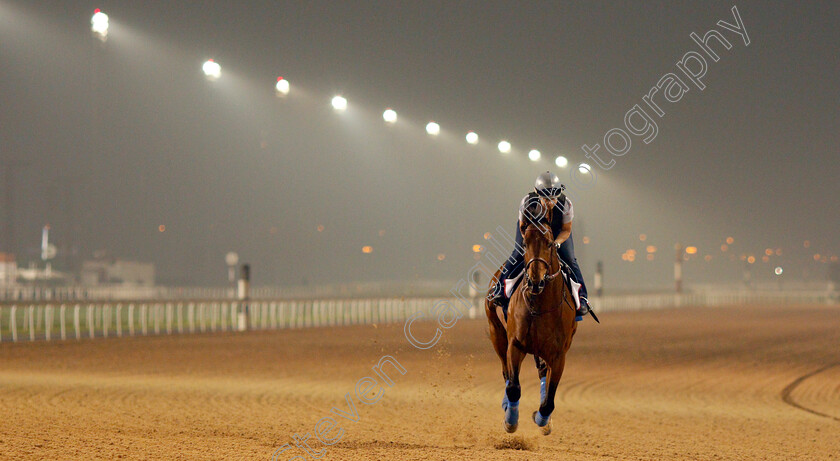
[504,339,526,433]
[532,356,566,435]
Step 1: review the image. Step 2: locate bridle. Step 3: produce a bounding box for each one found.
[523,256,561,296]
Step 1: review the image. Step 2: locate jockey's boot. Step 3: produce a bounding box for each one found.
[489,292,510,312]
[488,281,511,316]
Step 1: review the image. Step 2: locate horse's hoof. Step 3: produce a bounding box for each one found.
[504,403,519,433]
[532,411,552,435]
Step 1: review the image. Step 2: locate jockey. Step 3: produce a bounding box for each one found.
[489,171,594,321]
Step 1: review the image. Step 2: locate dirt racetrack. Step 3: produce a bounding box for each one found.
[1,303,838,460]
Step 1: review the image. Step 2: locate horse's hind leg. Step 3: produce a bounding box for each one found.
[486,301,510,409]
[533,357,565,435]
[504,341,526,433]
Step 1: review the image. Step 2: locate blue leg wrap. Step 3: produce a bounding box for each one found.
[533,409,551,427]
[504,399,519,427]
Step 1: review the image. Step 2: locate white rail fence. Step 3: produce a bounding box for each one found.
[0,298,451,343]
[0,291,836,343]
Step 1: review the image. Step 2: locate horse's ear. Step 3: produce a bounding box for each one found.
[523,201,542,224]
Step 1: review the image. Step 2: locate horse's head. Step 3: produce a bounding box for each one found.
[519,196,559,295]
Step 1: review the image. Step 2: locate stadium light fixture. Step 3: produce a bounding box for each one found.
[498,140,511,154]
[275,77,290,96]
[331,95,347,112]
[383,108,397,124]
[578,162,592,174]
[528,149,541,161]
[91,9,109,42]
[202,59,221,81]
[465,131,478,145]
[555,156,568,168]
[426,121,440,136]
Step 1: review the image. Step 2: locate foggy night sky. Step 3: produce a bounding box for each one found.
[1,1,838,288]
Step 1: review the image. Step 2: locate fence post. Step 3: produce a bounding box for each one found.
[262,302,268,329]
[45,305,53,341]
[166,303,173,335]
[140,304,148,336]
[154,303,161,335]
[188,303,195,333]
[237,264,250,331]
[87,304,95,339]
[177,303,184,334]
[103,303,110,338]
[10,305,17,342]
[128,304,135,336]
[116,304,122,337]
[28,305,35,341]
[74,304,80,340]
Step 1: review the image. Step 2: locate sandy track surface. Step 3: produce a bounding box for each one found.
[1,304,838,460]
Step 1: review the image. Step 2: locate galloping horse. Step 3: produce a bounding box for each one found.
[484,200,578,435]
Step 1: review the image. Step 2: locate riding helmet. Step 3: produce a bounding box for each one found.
[534,171,565,198]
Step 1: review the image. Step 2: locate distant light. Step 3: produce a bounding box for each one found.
[646,245,656,253]
[775,266,783,275]
[202,59,221,80]
[721,244,728,252]
[437,253,446,261]
[578,163,592,174]
[647,254,656,261]
[275,77,290,96]
[331,95,347,112]
[726,236,734,245]
[528,149,541,161]
[685,246,698,255]
[582,236,590,244]
[765,248,773,256]
[803,240,810,248]
[316,224,324,232]
[426,121,440,136]
[383,108,397,124]
[747,255,756,264]
[91,10,109,41]
[483,232,492,240]
[555,156,568,168]
[704,255,712,262]
[639,234,647,241]
[158,225,166,233]
[498,140,511,154]
[362,246,373,254]
[472,245,482,253]
[466,131,479,145]
[762,255,770,263]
